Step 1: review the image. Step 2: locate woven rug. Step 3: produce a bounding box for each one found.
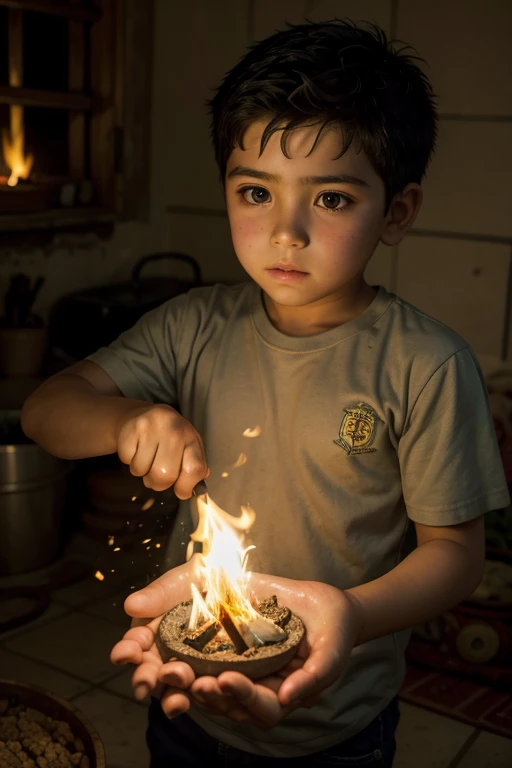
[400,658,512,739]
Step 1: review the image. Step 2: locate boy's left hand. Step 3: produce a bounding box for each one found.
[112,569,362,728]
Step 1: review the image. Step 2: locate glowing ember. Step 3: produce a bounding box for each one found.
[142,538,151,544]
[232,453,247,469]
[113,547,120,552]
[94,571,105,581]
[221,472,229,478]
[243,426,261,438]
[108,536,114,546]
[155,543,161,549]
[141,498,155,511]
[131,496,137,501]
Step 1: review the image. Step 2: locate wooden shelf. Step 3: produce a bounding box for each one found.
[0,1,101,22]
[0,85,91,110]
[0,206,115,231]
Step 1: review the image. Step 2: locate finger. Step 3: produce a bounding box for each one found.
[110,639,143,666]
[217,673,285,726]
[160,687,191,718]
[190,676,232,715]
[131,651,162,700]
[124,562,195,618]
[277,648,335,707]
[144,441,181,492]
[117,429,138,466]
[158,661,196,689]
[130,440,158,478]
[275,657,305,678]
[122,621,159,649]
[173,440,208,500]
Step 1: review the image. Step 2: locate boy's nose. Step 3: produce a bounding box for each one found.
[271,219,309,249]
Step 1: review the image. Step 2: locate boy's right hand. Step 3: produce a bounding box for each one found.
[116,404,208,498]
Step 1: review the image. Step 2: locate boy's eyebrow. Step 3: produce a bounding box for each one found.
[227,165,370,188]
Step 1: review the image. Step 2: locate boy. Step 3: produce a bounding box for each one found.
[22,19,509,767]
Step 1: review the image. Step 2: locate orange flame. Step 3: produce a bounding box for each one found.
[186,495,259,630]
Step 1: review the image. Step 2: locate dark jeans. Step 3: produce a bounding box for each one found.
[147,696,400,767]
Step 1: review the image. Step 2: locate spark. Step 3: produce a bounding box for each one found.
[94,571,104,581]
[131,496,137,501]
[108,536,114,546]
[155,543,161,549]
[221,472,229,478]
[142,538,151,544]
[113,547,120,552]
[141,498,155,511]
[232,453,247,469]
[243,425,261,438]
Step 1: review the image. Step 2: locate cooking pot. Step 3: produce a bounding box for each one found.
[49,252,202,360]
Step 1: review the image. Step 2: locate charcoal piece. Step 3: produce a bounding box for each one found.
[183,619,221,652]
[203,640,236,654]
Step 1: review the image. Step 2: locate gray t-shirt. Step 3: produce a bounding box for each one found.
[88,283,509,757]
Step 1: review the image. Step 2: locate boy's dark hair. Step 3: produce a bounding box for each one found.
[208,19,438,211]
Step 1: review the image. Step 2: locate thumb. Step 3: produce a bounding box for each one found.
[124,560,196,618]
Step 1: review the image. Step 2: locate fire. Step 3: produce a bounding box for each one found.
[184,494,287,650]
[1,106,34,186]
[186,495,258,629]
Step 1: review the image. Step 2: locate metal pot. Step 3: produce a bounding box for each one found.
[0,411,71,576]
[49,252,202,359]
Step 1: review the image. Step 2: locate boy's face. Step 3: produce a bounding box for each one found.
[225,120,392,326]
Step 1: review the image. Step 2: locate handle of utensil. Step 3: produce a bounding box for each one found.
[192,480,208,498]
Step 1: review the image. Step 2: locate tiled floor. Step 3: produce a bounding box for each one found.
[1,533,511,767]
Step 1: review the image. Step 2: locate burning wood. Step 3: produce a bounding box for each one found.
[183,618,221,652]
[158,490,304,678]
[211,603,288,655]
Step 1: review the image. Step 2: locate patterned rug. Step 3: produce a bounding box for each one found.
[400,658,512,739]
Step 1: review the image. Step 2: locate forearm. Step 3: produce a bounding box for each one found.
[346,538,484,646]
[21,374,147,459]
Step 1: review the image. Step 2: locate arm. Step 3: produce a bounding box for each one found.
[346,516,485,646]
[21,360,148,458]
[21,360,208,496]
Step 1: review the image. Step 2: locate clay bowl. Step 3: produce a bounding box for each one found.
[0,679,105,767]
[158,600,304,680]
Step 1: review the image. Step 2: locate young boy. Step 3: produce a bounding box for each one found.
[22,19,509,767]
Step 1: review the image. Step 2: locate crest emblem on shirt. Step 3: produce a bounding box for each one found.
[335,402,377,455]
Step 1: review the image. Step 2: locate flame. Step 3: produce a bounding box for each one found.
[186,495,259,630]
[2,106,34,186]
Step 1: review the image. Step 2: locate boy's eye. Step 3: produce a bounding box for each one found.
[241,186,271,205]
[316,192,350,211]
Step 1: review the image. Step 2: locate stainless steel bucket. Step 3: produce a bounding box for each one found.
[0,410,71,575]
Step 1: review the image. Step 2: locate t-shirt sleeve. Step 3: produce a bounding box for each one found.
[86,292,189,407]
[398,347,510,526]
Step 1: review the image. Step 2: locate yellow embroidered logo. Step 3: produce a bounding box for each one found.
[334,402,377,455]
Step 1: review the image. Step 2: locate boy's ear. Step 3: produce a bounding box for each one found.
[380,183,423,246]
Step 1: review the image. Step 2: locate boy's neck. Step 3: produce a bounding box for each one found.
[262,281,378,337]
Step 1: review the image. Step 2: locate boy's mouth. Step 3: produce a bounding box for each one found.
[266,263,309,283]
